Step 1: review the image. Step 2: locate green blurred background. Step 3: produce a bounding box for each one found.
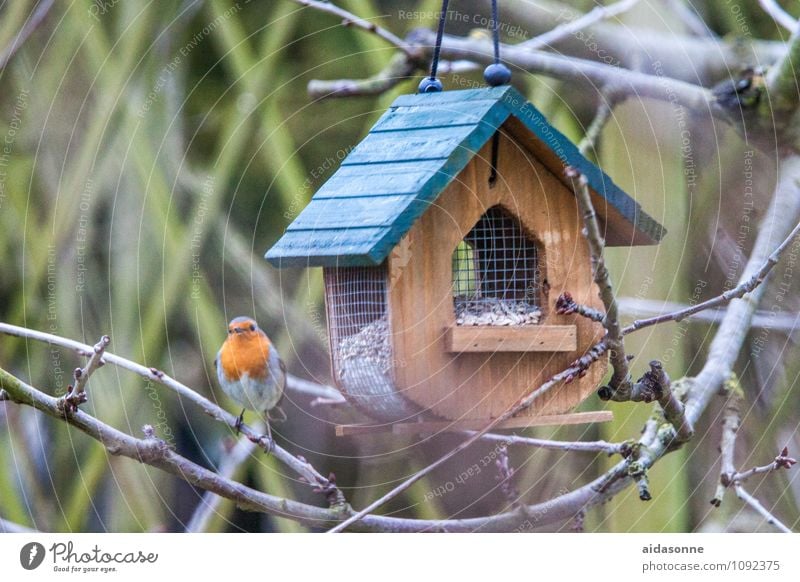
[0,0,798,532]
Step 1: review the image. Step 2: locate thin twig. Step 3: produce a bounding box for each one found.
[0,0,56,70]
[310,396,348,407]
[734,485,792,533]
[577,97,617,157]
[62,335,109,412]
[712,388,741,507]
[555,291,605,323]
[185,435,258,533]
[732,447,797,483]
[625,219,800,336]
[308,53,419,100]
[289,0,414,55]
[567,167,632,398]
[618,297,800,331]
[759,0,797,32]
[520,0,642,52]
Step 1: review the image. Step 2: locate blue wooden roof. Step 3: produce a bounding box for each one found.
[266,86,665,268]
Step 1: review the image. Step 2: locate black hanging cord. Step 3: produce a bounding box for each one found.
[490,0,500,65]
[419,0,511,92]
[429,0,450,80]
[483,0,511,87]
[419,0,450,93]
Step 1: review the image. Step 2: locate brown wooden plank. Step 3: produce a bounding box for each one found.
[334,410,613,436]
[445,325,577,353]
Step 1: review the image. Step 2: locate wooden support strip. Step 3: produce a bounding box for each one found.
[444,324,578,353]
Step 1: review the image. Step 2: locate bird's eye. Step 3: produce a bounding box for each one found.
[227,329,232,335]
[249,324,255,331]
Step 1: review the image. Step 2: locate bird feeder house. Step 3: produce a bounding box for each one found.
[266,86,664,434]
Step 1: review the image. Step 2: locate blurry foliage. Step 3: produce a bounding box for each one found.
[0,0,797,533]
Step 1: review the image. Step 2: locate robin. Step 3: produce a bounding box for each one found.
[215,316,286,450]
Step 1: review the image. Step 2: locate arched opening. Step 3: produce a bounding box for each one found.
[452,205,543,326]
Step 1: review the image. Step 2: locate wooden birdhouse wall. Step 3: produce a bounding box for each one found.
[387,127,607,420]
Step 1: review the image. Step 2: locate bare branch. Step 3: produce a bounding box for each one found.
[567,167,632,399]
[624,219,800,335]
[0,365,342,529]
[285,375,343,403]
[0,322,340,500]
[0,359,656,532]
[289,0,415,55]
[303,0,786,102]
[501,0,784,82]
[413,30,716,114]
[759,0,797,32]
[5,154,799,533]
[308,53,418,100]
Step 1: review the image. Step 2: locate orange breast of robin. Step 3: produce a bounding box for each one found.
[219,333,271,382]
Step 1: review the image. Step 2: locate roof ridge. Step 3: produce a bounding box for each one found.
[266,86,665,268]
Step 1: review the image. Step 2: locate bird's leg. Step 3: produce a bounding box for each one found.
[234,409,245,434]
[263,418,274,454]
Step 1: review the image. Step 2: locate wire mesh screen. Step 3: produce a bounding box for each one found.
[453,206,543,325]
[324,265,421,421]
